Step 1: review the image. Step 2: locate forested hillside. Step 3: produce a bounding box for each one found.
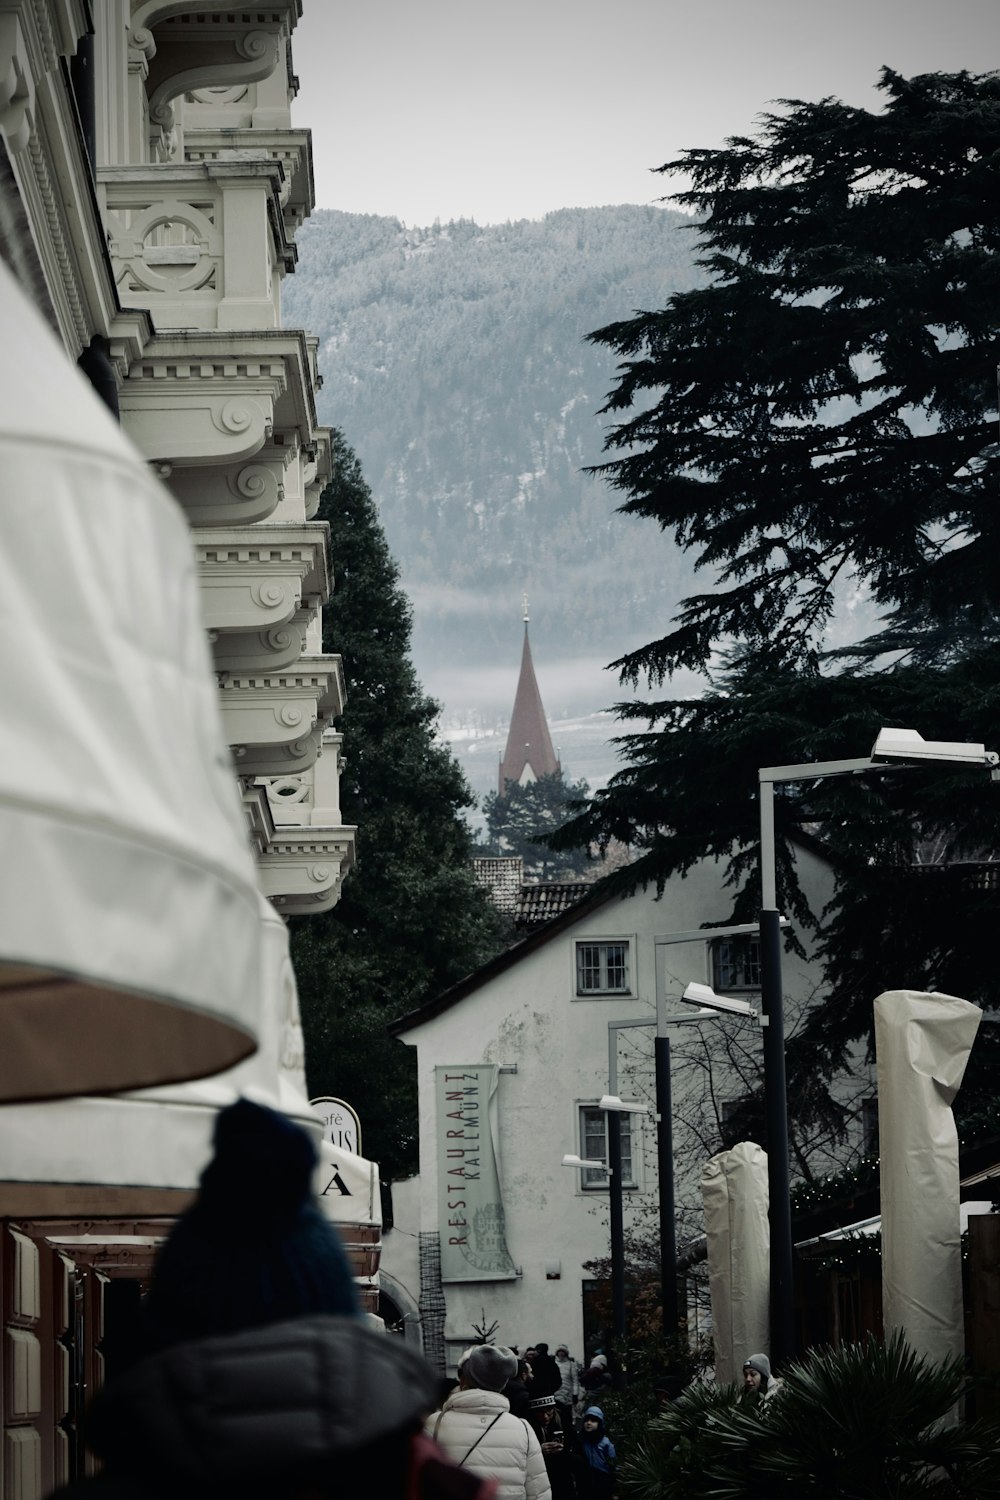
[282,205,705,709]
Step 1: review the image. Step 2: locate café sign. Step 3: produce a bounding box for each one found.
[309,1095,362,1155]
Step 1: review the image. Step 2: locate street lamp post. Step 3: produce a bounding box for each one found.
[651,925,773,1344]
[592,925,766,1348]
[688,727,998,1368]
[564,1094,643,1374]
[759,729,997,1365]
[758,780,795,1366]
[567,910,831,1367]
[654,1032,677,1340]
[597,1091,647,1355]
[606,1099,626,1349]
[682,729,997,1366]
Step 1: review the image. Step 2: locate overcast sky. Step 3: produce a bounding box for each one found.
[290,0,998,226]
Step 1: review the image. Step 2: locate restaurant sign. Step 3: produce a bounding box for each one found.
[436,1064,516,1282]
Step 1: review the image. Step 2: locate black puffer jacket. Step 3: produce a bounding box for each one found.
[47,1316,473,1500]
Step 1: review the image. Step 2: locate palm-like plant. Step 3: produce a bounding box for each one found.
[618,1381,761,1500]
[620,1334,1000,1500]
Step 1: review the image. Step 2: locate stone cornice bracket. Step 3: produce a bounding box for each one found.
[145,22,282,140]
[218,656,345,778]
[127,23,155,66]
[129,0,299,44]
[209,601,315,673]
[195,525,329,640]
[120,346,291,467]
[119,331,316,467]
[169,458,285,527]
[259,827,357,915]
[0,14,36,154]
[184,129,314,236]
[127,389,273,466]
[108,309,154,382]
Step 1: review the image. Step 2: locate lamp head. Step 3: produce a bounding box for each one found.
[597,1093,648,1114]
[871,727,998,768]
[562,1154,605,1170]
[681,982,760,1020]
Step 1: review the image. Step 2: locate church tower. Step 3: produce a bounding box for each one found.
[498,598,560,793]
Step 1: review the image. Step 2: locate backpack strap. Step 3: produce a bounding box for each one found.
[434,1409,504,1467]
[458,1411,503,1466]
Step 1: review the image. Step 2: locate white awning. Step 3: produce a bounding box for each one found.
[0,259,262,1099]
[315,1140,382,1228]
[797,1200,993,1249]
[0,896,313,1199]
[14,894,338,1205]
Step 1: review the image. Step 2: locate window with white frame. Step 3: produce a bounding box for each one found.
[711,935,761,992]
[575,939,631,996]
[578,1105,637,1190]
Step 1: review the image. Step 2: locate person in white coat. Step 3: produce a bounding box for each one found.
[553,1345,580,1428]
[427,1345,552,1500]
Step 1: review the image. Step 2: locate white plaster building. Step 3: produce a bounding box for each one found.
[383,845,857,1372]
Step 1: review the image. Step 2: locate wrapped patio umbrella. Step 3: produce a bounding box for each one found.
[702,1141,770,1382]
[0,258,261,1099]
[875,988,981,1370]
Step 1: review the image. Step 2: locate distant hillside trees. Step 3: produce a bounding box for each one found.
[481,770,593,881]
[557,68,1000,1138]
[281,206,706,687]
[289,433,506,1180]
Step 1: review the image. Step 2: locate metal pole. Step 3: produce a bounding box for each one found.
[654,1034,678,1345]
[607,1106,626,1370]
[754,746,993,1362]
[759,779,795,1365]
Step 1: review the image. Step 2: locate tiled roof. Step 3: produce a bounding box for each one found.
[472,856,524,913]
[514,882,584,927]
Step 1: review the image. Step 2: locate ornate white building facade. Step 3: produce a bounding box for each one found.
[0,5,367,1492]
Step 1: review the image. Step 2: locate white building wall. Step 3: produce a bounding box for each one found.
[386,844,842,1368]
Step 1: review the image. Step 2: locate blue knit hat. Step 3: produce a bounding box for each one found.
[144,1099,358,1348]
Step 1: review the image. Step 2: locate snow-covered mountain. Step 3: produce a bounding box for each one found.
[283,205,706,740]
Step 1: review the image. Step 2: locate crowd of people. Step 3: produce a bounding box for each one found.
[43,1098,623,1500]
[429,1341,617,1500]
[45,1096,783,1500]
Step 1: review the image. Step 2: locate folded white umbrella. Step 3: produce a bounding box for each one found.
[0,258,262,1099]
[876,988,981,1373]
[702,1140,770,1381]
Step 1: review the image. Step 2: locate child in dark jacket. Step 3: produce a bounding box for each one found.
[578,1405,615,1499]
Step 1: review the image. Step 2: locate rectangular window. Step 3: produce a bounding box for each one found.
[576,941,630,996]
[719,1093,765,1148]
[712,936,761,992]
[578,1105,635,1190]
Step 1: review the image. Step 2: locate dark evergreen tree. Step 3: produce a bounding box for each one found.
[290,433,506,1180]
[588,68,1000,683]
[481,770,593,881]
[556,69,1000,1140]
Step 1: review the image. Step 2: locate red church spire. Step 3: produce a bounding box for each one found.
[498,597,560,793]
